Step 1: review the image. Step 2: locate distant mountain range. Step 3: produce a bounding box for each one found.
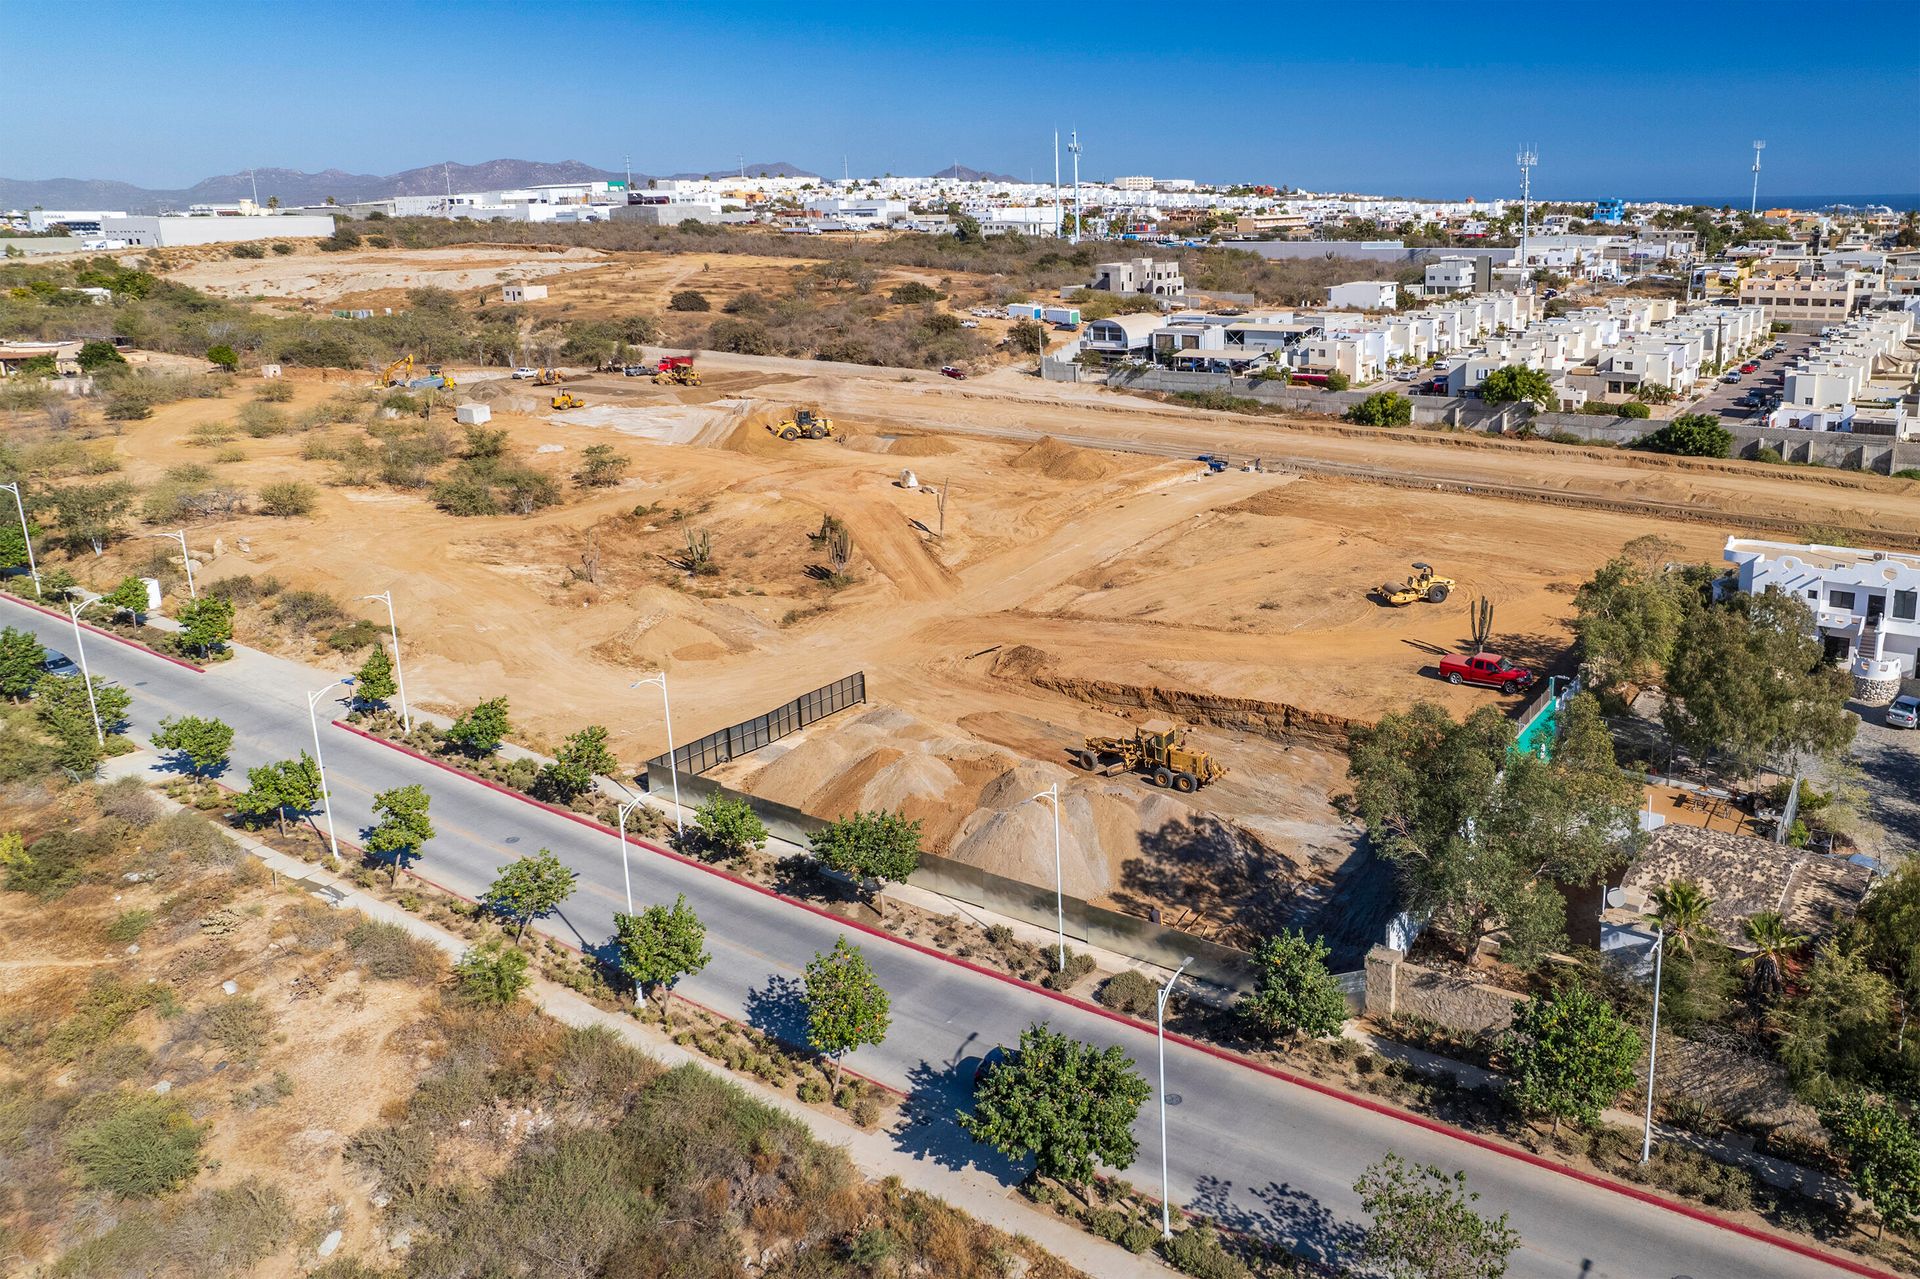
[0,159,823,212]
[932,165,1019,184]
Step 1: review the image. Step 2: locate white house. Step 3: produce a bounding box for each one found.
[502,284,548,303]
[1722,537,1920,699]
[1326,280,1399,311]
[1088,257,1185,299]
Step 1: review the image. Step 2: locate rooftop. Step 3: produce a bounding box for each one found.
[1615,824,1871,942]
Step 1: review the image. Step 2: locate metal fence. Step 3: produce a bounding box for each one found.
[647,672,866,778]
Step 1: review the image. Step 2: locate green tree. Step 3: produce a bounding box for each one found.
[573,443,629,489]
[1479,365,1554,408]
[1860,860,1920,1073]
[808,809,922,901]
[0,512,40,573]
[612,893,710,1026]
[0,627,47,699]
[35,673,131,770]
[1344,391,1414,427]
[1823,1091,1920,1239]
[1647,879,1717,955]
[353,645,397,709]
[233,754,322,835]
[1008,320,1045,355]
[959,1022,1151,1188]
[99,576,150,620]
[1504,983,1642,1135]
[44,481,135,555]
[77,340,126,373]
[453,939,530,1007]
[1571,552,1691,692]
[1634,413,1732,458]
[535,724,619,805]
[481,848,578,944]
[1353,1154,1520,1279]
[692,792,767,859]
[1323,369,1351,392]
[1739,911,1806,1000]
[206,344,239,370]
[150,714,233,777]
[668,290,711,312]
[1239,928,1349,1041]
[446,696,511,755]
[1662,588,1855,775]
[804,935,892,1089]
[1774,940,1896,1090]
[365,783,434,884]
[175,595,234,658]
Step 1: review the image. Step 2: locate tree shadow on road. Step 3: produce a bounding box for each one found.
[1189,1174,1365,1269]
[741,972,809,1049]
[888,1046,1025,1185]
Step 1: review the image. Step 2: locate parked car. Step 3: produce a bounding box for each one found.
[960,319,980,329]
[511,367,537,380]
[40,649,79,678]
[1740,362,1759,374]
[1392,370,1419,381]
[1438,651,1535,691]
[1887,695,1920,729]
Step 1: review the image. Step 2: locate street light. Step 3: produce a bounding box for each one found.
[632,674,682,840]
[356,590,412,731]
[147,530,196,599]
[1033,783,1066,970]
[615,797,644,914]
[1641,925,1666,1164]
[306,678,350,870]
[1158,956,1195,1239]
[63,593,107,745]
[0,480,40,595]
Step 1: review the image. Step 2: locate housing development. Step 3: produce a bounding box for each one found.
[1,14,1918,1278]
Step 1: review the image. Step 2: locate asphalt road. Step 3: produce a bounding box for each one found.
[9,597,1883,1279]
[1691,331,1818,423]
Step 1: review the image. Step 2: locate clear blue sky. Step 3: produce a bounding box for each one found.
[6,0,1916,199]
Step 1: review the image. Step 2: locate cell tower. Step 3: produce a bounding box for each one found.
[1516,146,1537,280]
[248,168,259,206]
[1750,140,1766,215]
[1068,130,1082,244]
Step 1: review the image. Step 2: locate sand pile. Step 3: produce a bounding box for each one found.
[1009,436,1124,483]
[888,434,957,457]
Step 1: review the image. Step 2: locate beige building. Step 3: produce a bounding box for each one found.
[1738,274,1856,323]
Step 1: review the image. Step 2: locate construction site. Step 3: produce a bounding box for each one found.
[39,244,1920,960]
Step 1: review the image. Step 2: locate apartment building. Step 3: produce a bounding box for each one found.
[1087,257,1185,299]
[1326,280,1399,311]
[1722,538,1920,697]
[1738,273,1859,323]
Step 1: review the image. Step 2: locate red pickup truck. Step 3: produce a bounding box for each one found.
[1439,652,1535,691]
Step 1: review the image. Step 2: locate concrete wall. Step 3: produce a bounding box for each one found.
[1530,411,1920,473]
[1108,366,1511,429]
[1364,946,1526,1034]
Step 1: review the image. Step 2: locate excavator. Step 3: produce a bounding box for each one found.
[380,354,414,386]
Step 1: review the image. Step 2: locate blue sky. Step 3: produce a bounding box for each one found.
[6,0,1917,199]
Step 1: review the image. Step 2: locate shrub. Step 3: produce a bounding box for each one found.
[1099,969,1161,1018]
[1041,948,1096,991]
[1322,370,1350,393]
[206,344,239,371]
[270,243,294,254]
[453,939,531,1007]
[1633,413,1732,458]
[1121,1222,1161,1253]
[237,402,288,437]
[63,1091,207,1197]
[191,996,272,1064]
[97,776,162,826]
[256,480,316,516]
[324,618,384,652]
[231,242,266,259]
[345,920,443,981]
[105,909,153,944]
[1160,1226,1249,1279]
[888,282,943,304]
[255,378,295,403]
[1753,446,1783,464]
[1344,391,1413,427]
[272,589,346,633]
[1617,400,1651,419]
[796,1078,828,1103]
[668,290,711,312]
[707,318,775,355]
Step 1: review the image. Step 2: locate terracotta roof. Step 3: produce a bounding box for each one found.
[1620,824,1869,942]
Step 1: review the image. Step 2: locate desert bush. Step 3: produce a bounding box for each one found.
[62,1090,207,1197]
[44,975,173,1062]
[345,919,443,982]
[5,827,118,900]
[272,589,346,634]
[1098,969,1161,1018]
[1040,948,1096,991]
[236,402,289,437]
[256,481,316,516]
[254,379,295,403]
[147,810,241,865]
[105,909,153,944]
[190,996,272,1064]
[453,940,531,1007]
[324,618,385,652]
[205,572,284,604]
[1160,1225,1250,1279]
[47,1179,291,1277]
[96,776,161,827]
[668,289,711,311]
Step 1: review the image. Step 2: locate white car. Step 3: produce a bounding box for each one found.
[960,319,980,329]
[511,367,537,380]
[1887,695,1919,729]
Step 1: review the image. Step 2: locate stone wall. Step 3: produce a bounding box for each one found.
[1364,946,1526,1034]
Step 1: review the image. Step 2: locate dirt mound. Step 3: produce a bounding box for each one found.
[888,434,957,457]
[1009,436,1123,482]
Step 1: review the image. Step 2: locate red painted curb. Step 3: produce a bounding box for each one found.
[333,721,1888,1277]
[0,592,206,673]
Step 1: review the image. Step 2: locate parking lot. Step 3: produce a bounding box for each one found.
[1690,329,1819,423]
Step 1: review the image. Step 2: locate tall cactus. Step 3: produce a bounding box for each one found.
[1470,596,1494,654]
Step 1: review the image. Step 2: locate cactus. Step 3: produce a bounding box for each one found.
[683,525,716,576]
[1470,596,1494,654]
[826,523,853,575]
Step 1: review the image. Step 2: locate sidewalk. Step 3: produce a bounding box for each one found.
[118,756,1168,1279]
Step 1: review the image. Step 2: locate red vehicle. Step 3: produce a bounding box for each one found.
[939,364,966,379]
[1438,651,1535,691]
[1739,361,1759,374]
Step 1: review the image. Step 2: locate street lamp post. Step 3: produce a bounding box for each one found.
[149,530,196,599]
[0,480,40,595]
[632,674,682,840]
[616,797,643,915]
[64,594,107,744]
[1033,784,1066,970]
[306,679,349,870]
[357,591,412,731]
[1158,956,1195,1239]
[1641,926,1666,1164]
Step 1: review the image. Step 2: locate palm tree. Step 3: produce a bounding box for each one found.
[1648,879,1717,955]
[1740,912,1807,998]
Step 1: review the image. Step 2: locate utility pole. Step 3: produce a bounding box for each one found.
[1516,147,1537,286]
[1053,130,1062,240]
[1750,140,1766,216]
[249,168,259,207]
[623,153,632,191]
[1068,130,1082,245]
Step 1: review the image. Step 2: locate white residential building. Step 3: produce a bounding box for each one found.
[1088,257,1185,299]
[96,214,336,247]
[1326,280,1399,311]
[1722,538,1920,694]
[501,284,548,303]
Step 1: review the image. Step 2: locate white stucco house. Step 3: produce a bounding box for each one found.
[1722,537,1920,700]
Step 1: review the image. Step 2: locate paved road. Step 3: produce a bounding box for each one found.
[1690,331,1817,424]
[11,598,1882,1279]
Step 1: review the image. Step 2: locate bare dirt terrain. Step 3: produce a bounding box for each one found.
[164,245,608,306]
[34,244,1920,948]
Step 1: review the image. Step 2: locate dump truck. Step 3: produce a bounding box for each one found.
[768,408,835,440]
[550,392,586,410]
[654,357,701,387]
[1378,562,1453,606]
[1071,719,1227,792]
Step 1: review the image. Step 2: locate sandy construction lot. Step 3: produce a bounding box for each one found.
[166,245,607,303]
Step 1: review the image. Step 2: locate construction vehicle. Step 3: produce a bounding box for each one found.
[654,356,701,387]
[1378,562,1453,606]
[1071,719,1227,793]
[380,354,414,386]
[767,408,835,441]
[550,392,586,410]
[532,368,564,386]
